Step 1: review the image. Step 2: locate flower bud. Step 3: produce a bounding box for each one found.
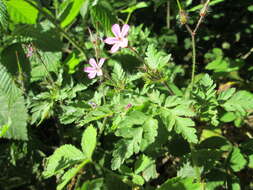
[199,5,209,17]
[179,10,188,25]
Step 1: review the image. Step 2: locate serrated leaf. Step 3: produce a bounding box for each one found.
[0,0,8,29]
[142,161,158,181]
[91,4,116,35]
[0,63,28,140]
[43,144,85,178]
[134,154,153,174]
[112,127,142,170]
[140,117,158,151]
[132,174,144,185]
[223,90,253,114]
[218,88,236,101]
[81,125,97,159]
[193,74,219,126]
[177,162,198,178]
[160,98,198,144]
[229,147,247,172]
[112,115,158,170]
[145,44,171,70]
[174,117,198,144]
[60,0,86,28]
[5,0,38,24]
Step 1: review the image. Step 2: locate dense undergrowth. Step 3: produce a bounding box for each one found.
[0,0,253,189]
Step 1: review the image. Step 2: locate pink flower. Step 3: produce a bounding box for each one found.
[104,24,130,53]
[84,58,105,79]
[26,45,34,58]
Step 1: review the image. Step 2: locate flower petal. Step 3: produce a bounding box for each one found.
[121,24,130,37]
[104,37,118,45]
[89,58,97,68]
[112,24,121,38]
[110,43,120,53]
[88,71,97,79]
[119,38,128,48]
[84,66,95,72]
[98,58,106,67]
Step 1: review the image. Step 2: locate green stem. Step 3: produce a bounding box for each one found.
[176,0,182,11]
[23,0,86,57]
[61,159,91,190]
[125,12,132,24]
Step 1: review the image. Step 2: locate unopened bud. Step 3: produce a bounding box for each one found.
[199,5,209,17]
[179,10,188,25]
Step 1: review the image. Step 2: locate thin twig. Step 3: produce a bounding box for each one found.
[242,47,253,59]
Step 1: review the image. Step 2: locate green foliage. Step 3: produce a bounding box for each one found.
[0,0,8,29]
[43,126,97,189]
[205,48,243,74]
[221,90,253,126]
[90,4,116,35]
[157,177,201,190]
[5,0,38,24]
[81,125,97,159]
[160,96,198,143]
[111,112,158,170]
[121,2,148,14]
[193,74,219,126]
[145,44,171,70]
[229,147,247,172]
[0,63,28,140]
[43,144,85,178]
[60,0,86,28]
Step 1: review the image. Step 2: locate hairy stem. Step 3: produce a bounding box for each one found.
[190,33,196,92]
[125,12,132,24]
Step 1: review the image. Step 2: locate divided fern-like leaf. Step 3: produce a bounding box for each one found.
[193,74,219,126]
[90,4,116,35]
[145,44,171,70]
[160,96,198,143]
[111,111,158,170]
[221,90,253,126]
